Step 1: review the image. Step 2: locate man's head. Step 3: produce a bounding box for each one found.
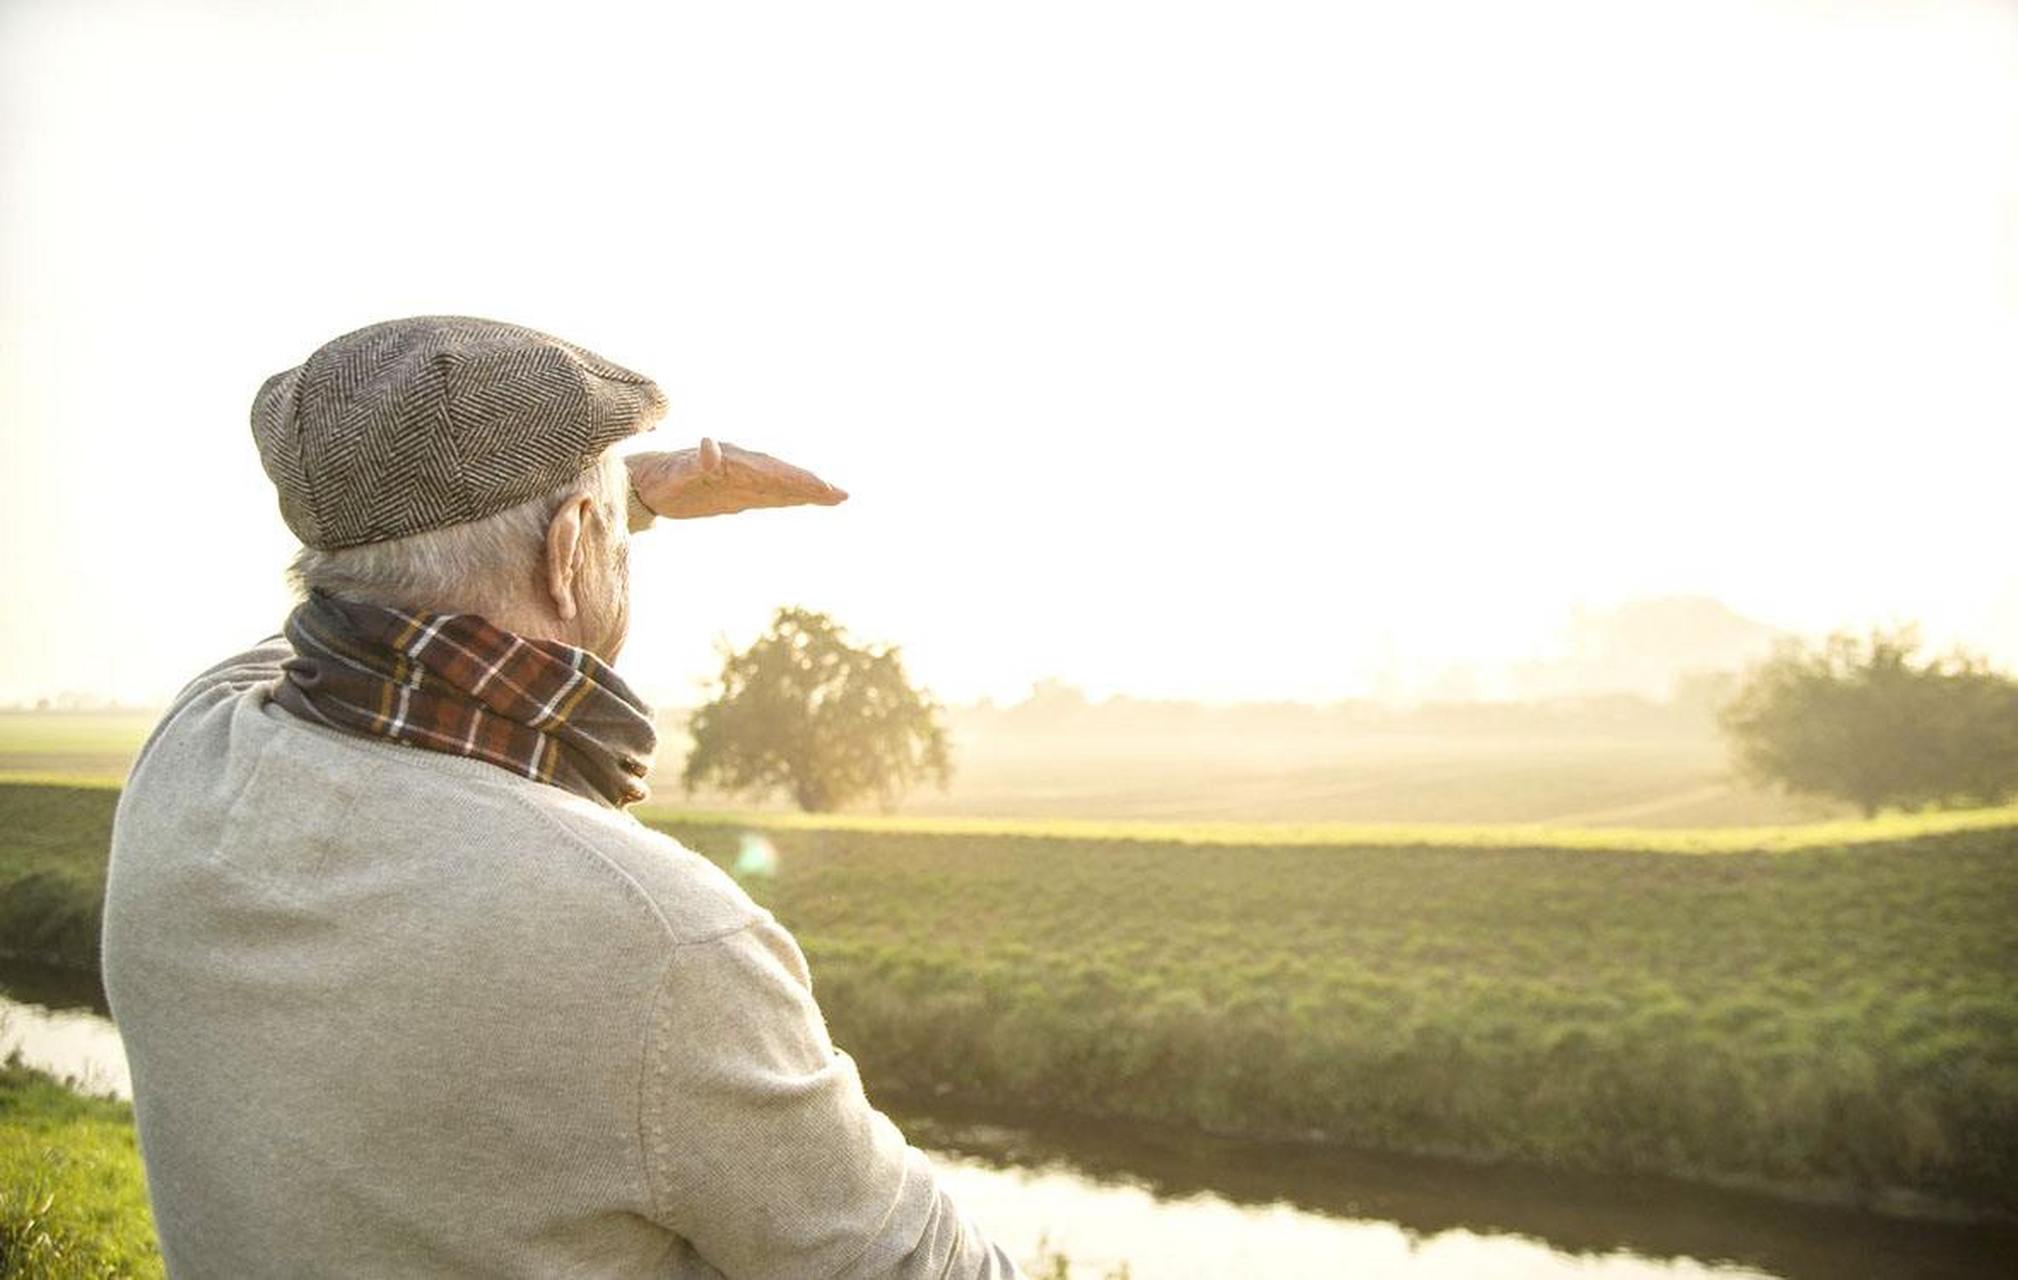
[255,316,664,662]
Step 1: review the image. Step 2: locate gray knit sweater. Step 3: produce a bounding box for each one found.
[101,637,1020,1278]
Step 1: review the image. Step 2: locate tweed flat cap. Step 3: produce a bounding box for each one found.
[251,315,666,550]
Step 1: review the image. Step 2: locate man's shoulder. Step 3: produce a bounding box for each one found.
[126,635,294,779]
[167,634,295,715]
[516,788,770,948]
[249,707,772,951]
[126,637,767,952]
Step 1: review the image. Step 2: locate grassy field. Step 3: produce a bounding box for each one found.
[0,711,1850,827]
[646,812,2018,1213]
[0,1058,160,1278]
[5,779,2015,1215]
[874,730,1853,827]
[0,716,156,789]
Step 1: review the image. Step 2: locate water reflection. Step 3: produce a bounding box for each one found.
[3,962,2011,1279]
[928,1154,1774,1279]
[0,962,125,1098]
[888,1104,2016,1279]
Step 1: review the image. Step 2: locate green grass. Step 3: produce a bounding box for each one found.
[0,1056,160,1278]
[646,813,2018,1212]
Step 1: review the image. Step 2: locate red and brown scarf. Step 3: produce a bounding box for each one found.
[269,587,657,809]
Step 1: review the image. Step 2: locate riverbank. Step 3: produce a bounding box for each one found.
[6,780,2015,1218]
[0,1057,159,1277]
[0,785,113,973]
[661,814,2018,1219]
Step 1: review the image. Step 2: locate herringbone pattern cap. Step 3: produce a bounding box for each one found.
[252,315,666,550]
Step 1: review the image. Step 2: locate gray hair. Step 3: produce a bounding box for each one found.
[285,450,629,624]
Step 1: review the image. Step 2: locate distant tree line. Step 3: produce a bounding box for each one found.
[1720,627,2018,817]
[946,676,1734,742]
[675,604,2018,820]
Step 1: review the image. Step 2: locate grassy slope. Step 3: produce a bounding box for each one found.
[0,786,116,969]
[0,1058,160,1278]
[647,814,2018,1212]
[5,780,2016,1211]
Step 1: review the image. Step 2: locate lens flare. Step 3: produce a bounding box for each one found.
[733,831,780,879]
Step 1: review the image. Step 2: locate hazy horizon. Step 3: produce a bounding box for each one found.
[1,591,1793,713]
[6,0,2016,710]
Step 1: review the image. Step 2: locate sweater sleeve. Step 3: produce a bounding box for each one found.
[640,916,1022,1280]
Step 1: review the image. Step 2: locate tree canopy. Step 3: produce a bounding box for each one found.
[679,606,953,813]
[1718,627,2018,817]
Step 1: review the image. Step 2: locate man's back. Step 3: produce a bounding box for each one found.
[103,640,1014,1278]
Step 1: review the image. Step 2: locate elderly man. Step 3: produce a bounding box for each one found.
[100,316,1020,1278]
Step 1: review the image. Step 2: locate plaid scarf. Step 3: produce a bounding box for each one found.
[269,587,657,809]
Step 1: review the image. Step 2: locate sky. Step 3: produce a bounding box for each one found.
[3,0,2015,709]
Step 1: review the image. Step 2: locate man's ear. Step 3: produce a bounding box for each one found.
[545,496,592,622]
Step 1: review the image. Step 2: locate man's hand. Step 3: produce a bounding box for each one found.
[626,439,849,521]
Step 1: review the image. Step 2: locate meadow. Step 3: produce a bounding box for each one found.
[0,716,155,790]
[5,776,2015,1217]
[859,728,1851,828]
[651,814,2018,1213]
